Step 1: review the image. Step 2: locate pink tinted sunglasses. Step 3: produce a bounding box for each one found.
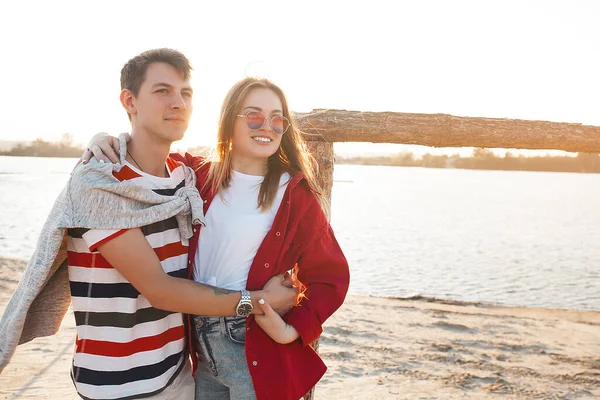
[236,111,290,135]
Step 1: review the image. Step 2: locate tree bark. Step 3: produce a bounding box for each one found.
[307,141,334,200]
[303,142,333,400]
[297,109,600,152]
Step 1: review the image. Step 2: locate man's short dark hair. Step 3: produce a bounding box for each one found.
[120,48,192,97]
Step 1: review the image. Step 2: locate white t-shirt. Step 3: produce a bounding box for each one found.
[194,170,291,290]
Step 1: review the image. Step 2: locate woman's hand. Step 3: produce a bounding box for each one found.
[254,299,300,344]
[81,132,129,164]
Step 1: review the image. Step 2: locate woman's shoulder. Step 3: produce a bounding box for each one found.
[169,152,206,168]
[287,174,327,223]
[169,152,211,176]
[287,173,318,200]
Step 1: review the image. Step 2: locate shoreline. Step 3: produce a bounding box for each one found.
[2,257,600,399]
[1,255,597,314]
[390,294,600,319]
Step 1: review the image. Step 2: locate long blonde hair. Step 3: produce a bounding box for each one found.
[205,77,328,214]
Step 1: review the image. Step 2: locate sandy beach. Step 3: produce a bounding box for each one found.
[1,257,599,400]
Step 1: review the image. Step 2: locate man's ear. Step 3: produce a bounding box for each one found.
[120,89,136,117]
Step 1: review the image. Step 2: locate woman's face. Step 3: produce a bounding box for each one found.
[231,88,284,168]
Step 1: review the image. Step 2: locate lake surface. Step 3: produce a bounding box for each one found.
[1,156,599,310]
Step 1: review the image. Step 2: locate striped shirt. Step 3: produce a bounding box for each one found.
[67,158,189,400]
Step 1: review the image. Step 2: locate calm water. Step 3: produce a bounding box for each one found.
[1,156,599,310]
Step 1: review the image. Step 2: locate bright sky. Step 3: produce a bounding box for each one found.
[1,0,598,156]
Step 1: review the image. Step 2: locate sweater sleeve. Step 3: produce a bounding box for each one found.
[284,215,350,346]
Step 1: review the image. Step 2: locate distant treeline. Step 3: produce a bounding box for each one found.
[0,134,83,158]
[4,138,600,174]
[337,149,600,173]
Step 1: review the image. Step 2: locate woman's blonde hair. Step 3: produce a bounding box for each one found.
[205,77,328,214]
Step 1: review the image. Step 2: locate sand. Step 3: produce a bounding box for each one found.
[1,257,599,400]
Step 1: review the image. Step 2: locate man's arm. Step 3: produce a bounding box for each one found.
[98,228,296,316]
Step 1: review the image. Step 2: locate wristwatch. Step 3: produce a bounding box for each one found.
[236,290,253,317]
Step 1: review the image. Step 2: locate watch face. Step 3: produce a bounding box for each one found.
[237,303,253,317]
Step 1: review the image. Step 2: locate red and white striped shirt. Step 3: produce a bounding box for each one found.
[67,158,189,400]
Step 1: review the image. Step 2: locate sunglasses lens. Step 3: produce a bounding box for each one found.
[245,112,265,130]
[271,116,289,134]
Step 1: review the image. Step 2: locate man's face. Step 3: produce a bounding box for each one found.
[128,62,193,143]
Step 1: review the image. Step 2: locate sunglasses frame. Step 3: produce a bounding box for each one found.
[236,111,290,135]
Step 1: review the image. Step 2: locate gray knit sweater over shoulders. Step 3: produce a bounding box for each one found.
[0,134,204,372]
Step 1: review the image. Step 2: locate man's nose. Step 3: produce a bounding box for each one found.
[171,93,187,110]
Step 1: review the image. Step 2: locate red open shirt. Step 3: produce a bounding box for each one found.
[171,153,350,400]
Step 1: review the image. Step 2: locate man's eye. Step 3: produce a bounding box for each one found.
[182,92,193,98]
[155,89,168,93]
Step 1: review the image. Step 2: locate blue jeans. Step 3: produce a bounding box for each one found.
[192,316,256,400]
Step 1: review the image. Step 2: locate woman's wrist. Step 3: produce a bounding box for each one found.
[249,290,266,315]
[283,323,300,343]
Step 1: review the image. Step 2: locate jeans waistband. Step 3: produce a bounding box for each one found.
[193,315,247,334]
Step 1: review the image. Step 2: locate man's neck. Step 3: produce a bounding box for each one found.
[127,130,171,177]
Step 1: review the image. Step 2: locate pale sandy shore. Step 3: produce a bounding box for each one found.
[1,257,599,400]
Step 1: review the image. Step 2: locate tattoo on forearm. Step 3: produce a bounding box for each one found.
[210,286,237,296]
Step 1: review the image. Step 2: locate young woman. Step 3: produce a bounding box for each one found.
[88,77,350,400]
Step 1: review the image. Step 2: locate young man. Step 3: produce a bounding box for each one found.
[0,49,296,400]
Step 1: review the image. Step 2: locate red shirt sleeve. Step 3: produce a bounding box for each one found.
[284,205,350,345]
